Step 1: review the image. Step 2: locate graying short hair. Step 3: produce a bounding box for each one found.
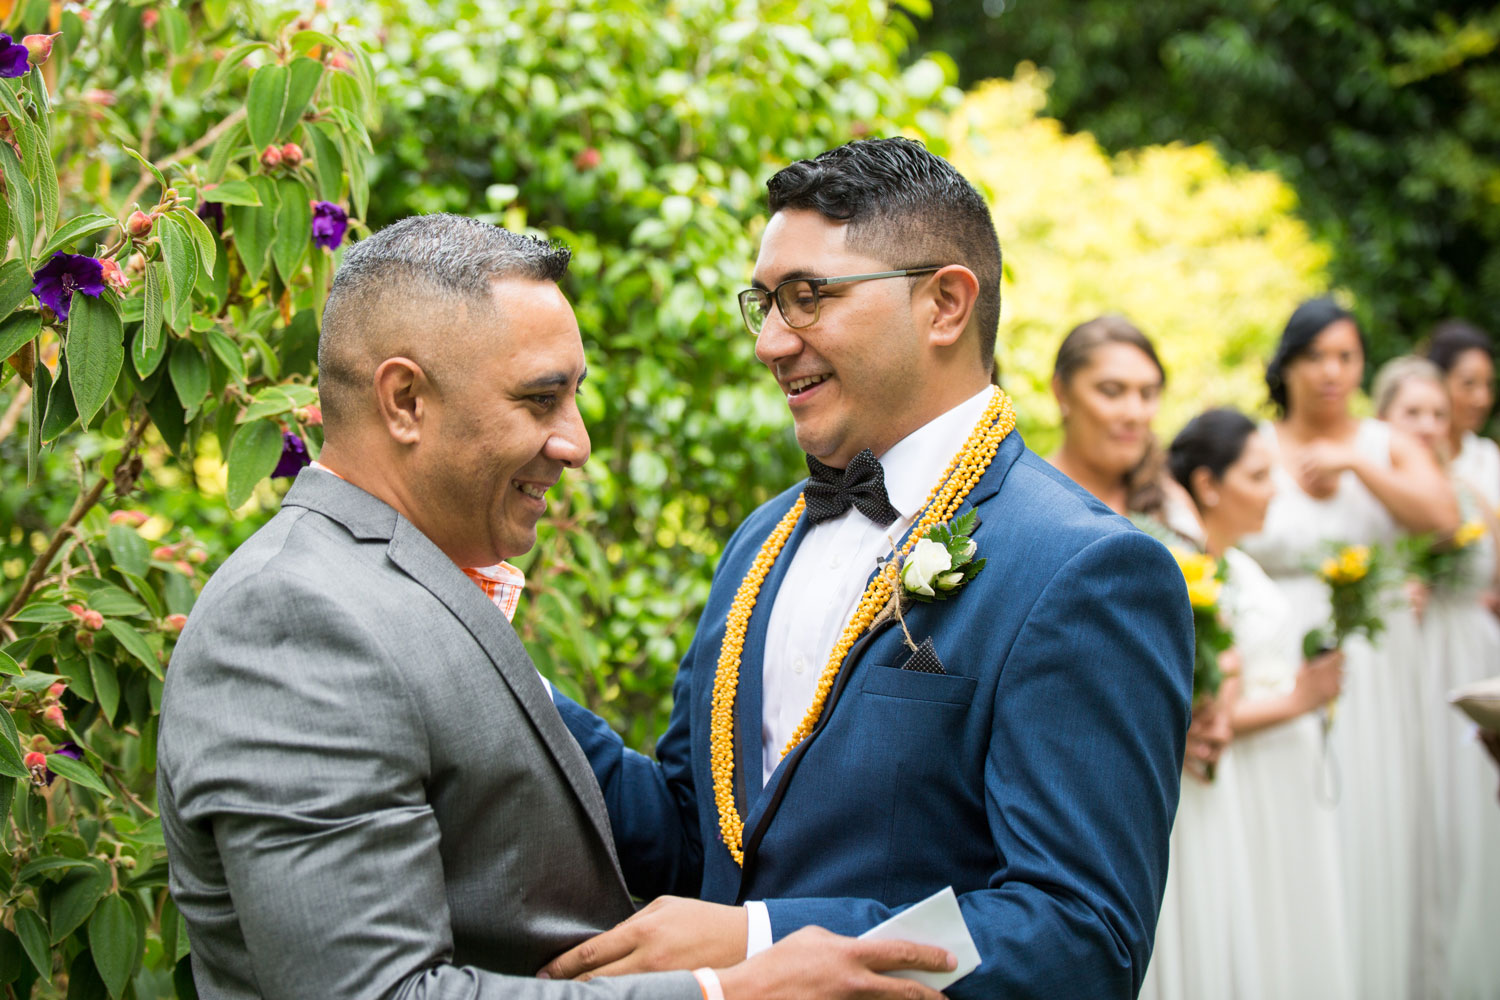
[317,214,572,427]
[1372,355,1446,417]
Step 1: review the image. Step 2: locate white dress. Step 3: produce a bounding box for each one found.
[1239,419,1426,1000]
[1420,473,1500,999]
[1451,432,1500,509]
[1222,546,1352,1000]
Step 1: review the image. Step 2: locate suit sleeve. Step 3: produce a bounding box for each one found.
[759,530,1193,999]
[553,635,703,899]
[159,571,699,1000]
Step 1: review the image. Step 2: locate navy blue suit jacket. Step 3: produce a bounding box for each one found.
[556,431,1193,998]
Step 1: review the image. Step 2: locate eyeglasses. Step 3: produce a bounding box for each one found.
[737,267,945,336]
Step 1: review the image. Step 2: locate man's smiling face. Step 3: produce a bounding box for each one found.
[750,209,927,468]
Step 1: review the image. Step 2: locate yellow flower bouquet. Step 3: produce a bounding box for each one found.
[1401,520,1487,594]
[1302,543,1386,660]
[1169,548,1233,709]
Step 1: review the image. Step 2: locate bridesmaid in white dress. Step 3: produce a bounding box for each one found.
[1238,299,1458,1000]
[1047,317,1260,1000]
[1168,408,1351,1000]
[1375,355,1500,999]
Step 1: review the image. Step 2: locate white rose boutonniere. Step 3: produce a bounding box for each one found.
[900,510,985,603]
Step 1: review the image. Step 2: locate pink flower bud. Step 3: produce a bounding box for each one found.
[259,145,283,170]
[174,560,195,577]
[100,257,130,293]
[24,750,46,768]
[80,610,103,630]
[163,613,189,632]
[65,602,86,619]
[152,544,177,561]
[126,210,153,238]
[140,9,159,29]
[22,32,60,67]
[297,404,323,426]
[47,682,66,699]
[328,51,350,71]
[43,704,64,727]
[280,142,303,167]
[83,88,116,106]
[573,147,601,171]
[188,548,208,564]
[127,252,147,274]
[75,629,93,649]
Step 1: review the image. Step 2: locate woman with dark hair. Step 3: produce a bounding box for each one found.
[1166,408,1352,1000]
[1425,318,1499,529]
[1374,357,1500,997]
[1240,298,1457,1000]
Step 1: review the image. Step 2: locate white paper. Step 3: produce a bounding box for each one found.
[858,886,981,989]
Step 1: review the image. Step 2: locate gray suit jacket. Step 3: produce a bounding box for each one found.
[158,469,699,999]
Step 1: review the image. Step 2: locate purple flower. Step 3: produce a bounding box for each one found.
[310,201,348,251]
[45,741,83,786]
[32,252,106,322]
[272,431,310,478]
[197,200,224,234]
[0,35,30,78]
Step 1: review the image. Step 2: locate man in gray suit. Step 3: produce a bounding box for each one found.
[157,214,954,999]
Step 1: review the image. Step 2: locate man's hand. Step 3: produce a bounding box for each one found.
[540,896,747,980]
[717,926,955,1000]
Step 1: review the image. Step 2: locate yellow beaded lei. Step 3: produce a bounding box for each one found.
[708,390,1018,865]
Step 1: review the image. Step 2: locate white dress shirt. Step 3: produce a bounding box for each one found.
[744,384,995,954]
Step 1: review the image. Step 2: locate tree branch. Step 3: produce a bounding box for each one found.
[0,383,31,444]
[1,416,149,623]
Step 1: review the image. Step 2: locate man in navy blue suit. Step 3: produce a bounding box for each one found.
[544,138,1193,997]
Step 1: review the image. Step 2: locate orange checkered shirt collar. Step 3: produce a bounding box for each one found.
[309,462,526,622]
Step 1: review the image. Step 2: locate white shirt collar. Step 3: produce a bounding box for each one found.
[876,384,996,519]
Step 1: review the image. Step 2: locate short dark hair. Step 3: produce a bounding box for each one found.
[1425,318,1493,373]
[318,214,572,429]
[1168,408,1258,509]
[1264,297,1365,415]
[765,137,1002,367]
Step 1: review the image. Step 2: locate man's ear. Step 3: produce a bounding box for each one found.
[373,357,429,445]
[918,265,981,350]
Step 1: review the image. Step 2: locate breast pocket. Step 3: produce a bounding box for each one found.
[861,664,978,706]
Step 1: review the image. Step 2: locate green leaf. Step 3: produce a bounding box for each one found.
[26,356,45,482]
[157,214,198,330]
[238,383,307,422]
[337,128,368,220]
[121,146,166,201]
[35,132,57,234]
[168,339,209,418]
[46,752,110,796]
[204,117,247,184]
[66,948,108,1000]
[0,650,19,675]
[209,41,270,93]
[57,654,94,701]
[306,122,343,202]
[272,178,310,283]
[88,895,135,998]
[170,207,218,276]
[18,856,94,883]
[116,572,163,620]
[0,308,39,360]
[105,523,149,578]
[226,418,284,508]
[41,349,77,441]
[85,585,146,618]
[0,928,21,984]
[229,177,278,284]
[201,179,261,207]
[14,909,50,983]
[290,29,343,55]
[90,655,119,724]
[0,81,37,173]
[9,671,62,693]
[0,257,34,320]
[246,63,289,152]
[0,194,12,255]
[206,327,246,383]
[66,292,123,430]
[159,5,190,54]
[0,700,26,778]
[139,260,164,367]
[11,602,74,623]
[279,57,323,140]
[0,141,36,268]
[39,214,118,258]
[101,619,160,679]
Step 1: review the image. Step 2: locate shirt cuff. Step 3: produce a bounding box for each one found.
[693,967,725,1000]
[744,900,773,958]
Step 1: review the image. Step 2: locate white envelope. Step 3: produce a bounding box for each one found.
[858,886,982,989]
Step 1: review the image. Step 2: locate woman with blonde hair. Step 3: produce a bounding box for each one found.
[1374,356,1500,999]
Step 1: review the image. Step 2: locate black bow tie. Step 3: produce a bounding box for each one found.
[804,449,900,527]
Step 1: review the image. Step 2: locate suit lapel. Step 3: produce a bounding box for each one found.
[384,518,627,881]
[736,430,1029,878]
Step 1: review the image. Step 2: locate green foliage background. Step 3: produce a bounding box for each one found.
[0,0,1488,995]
